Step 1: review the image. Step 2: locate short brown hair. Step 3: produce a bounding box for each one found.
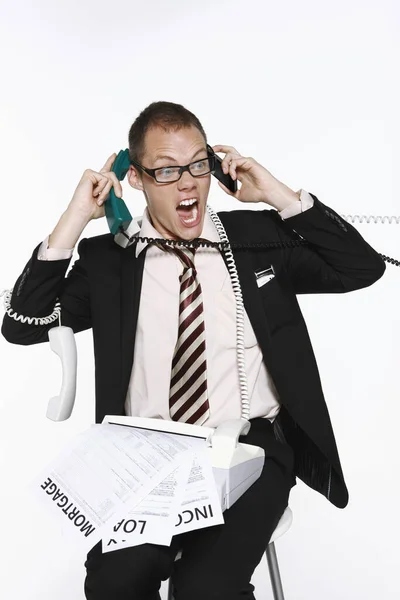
[128,101,208,166]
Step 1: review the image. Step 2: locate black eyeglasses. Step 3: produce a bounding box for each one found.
[130,144,216,183]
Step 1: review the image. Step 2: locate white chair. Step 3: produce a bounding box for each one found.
[166,506,293,600]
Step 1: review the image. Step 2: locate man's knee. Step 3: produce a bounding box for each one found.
[84,541,175,599]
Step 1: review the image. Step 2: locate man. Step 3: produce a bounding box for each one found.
[1,101,386,600]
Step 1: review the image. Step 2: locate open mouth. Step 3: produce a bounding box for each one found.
[176,198,201,227]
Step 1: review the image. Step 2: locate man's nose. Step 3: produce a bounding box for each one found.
[178,169,197,188]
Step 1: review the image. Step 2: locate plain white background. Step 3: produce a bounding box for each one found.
[0,1,399,598]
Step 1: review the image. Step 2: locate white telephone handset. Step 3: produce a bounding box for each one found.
[46,326,77,421]
[1,289,77,421]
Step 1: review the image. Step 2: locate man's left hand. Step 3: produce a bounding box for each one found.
[212,145,299,210]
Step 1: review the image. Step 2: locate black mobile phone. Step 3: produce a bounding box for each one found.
[207,144,238,194]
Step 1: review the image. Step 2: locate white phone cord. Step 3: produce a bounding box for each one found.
[204,209,400,421]
[206,205,250,421]
[0,289,62,327]
[341,214,400,224]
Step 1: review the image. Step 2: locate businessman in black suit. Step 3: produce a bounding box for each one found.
[1,101,385,600]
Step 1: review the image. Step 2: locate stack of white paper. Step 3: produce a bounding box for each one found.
[29,423,224,554]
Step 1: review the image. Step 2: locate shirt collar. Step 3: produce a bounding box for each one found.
[134,205,221,258]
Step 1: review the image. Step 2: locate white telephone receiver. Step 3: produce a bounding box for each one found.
[47,326,77,421]
[0,289,78,421]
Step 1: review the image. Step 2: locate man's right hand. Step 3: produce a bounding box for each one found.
[47,153,125,250]
[66,153,124,223]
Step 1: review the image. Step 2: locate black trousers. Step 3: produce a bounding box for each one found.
[84,417,296,600]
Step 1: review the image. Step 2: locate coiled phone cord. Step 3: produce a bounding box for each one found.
[206,205,250,420]
[0,289,62,326]
[342,213,400,267]
[342,214,400,225]
[122,233,400,267]
[119,212,400,267]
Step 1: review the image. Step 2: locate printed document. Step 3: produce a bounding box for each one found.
[29,423,223,552]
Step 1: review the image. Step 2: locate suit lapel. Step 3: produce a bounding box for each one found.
[120,243,147,404]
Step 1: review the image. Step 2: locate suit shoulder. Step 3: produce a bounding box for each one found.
[218,208,297,242]
[217,207,277,225]
[216,207,285,239]
[80,232,120,253]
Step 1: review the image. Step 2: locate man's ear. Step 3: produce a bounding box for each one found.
[127,165,144,191]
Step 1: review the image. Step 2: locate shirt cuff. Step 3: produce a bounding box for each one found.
[37,235,75,261]
[278,189,314,220]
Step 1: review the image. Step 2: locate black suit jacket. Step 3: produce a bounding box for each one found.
[2,194,386,508]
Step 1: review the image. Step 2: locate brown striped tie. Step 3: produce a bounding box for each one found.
[166,245,210,425]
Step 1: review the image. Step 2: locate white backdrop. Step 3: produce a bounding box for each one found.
[0,1,399,598]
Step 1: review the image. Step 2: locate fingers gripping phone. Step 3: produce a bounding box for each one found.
[207,144,238,194]
[106,145,237,235]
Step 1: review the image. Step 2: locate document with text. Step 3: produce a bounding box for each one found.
[29,423,223,553]
[103,438,224,552]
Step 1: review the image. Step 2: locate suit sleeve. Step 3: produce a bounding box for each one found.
[1,237,91,345]
[267,193,386,294]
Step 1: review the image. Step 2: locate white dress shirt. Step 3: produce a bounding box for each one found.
[37,190,313,427]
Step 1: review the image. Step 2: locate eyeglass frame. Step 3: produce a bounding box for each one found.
[129,144,217,183]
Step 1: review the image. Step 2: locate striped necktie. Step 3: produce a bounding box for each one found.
[165,244,210,425]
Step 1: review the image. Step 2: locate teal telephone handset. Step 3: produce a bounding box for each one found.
[105,149,133,236]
